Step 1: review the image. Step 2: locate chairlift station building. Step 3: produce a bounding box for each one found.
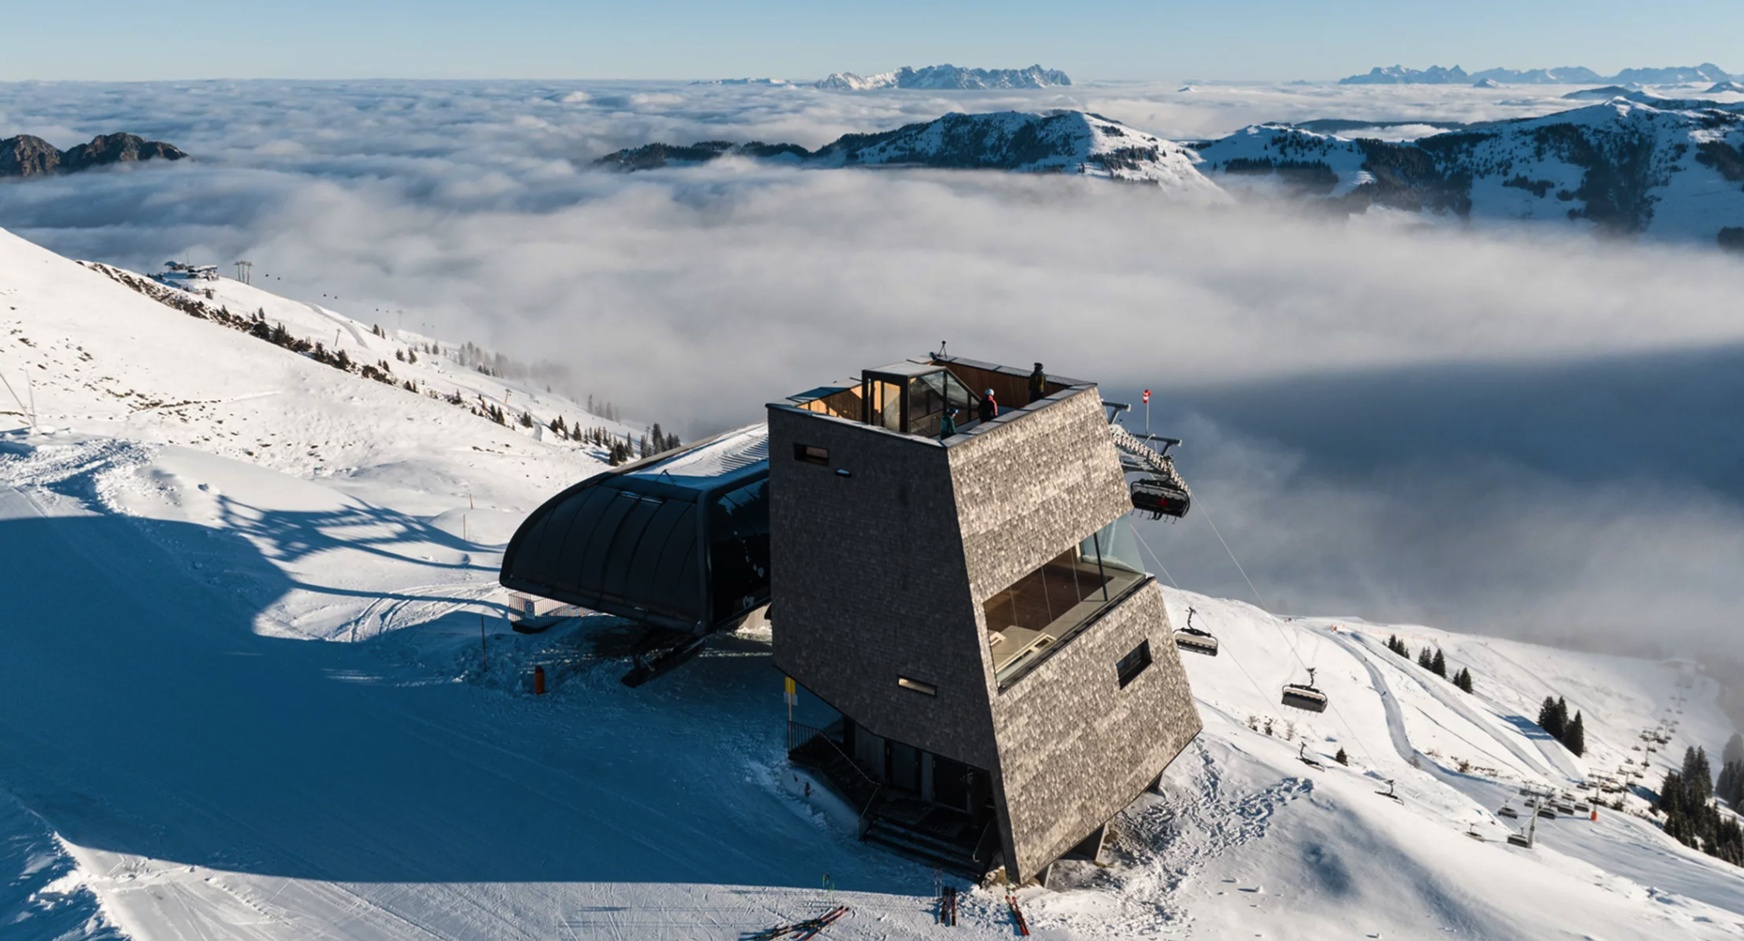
[502,354,1202,882]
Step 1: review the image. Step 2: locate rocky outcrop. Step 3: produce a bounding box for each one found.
[0,132,186,178]
[0,135,63,177]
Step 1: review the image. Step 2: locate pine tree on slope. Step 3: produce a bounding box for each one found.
[1431,648,1447,678]
[1684,746,1714,803]
[1566,711,1585,757]
[1538,696,1566,740]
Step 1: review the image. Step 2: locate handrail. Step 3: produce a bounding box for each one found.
[971,818,999,865]
[857,785,886,839]
[787,720,881,799]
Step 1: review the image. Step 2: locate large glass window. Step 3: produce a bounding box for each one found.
[863,378,903,432]
[708,479,770,620]
[984,517,1150,686]
[906,369,976,438]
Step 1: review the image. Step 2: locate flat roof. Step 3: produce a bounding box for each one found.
[626,423,769,489]
[864,360,946,379]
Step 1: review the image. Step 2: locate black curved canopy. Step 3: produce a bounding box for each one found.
[500,425,770,634]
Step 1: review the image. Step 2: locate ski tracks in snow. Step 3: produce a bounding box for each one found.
[1093,740,1313,935]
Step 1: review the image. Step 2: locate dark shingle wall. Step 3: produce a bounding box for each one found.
[947,386,1200,881]
[988,583,1201,879]
[767,408,1000,768]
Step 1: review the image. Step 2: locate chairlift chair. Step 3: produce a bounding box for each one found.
[1536,806,1556,820]
[1297,742,1322,770]
[1281,668,1328,713]
[1376,778,1402,803]
[1173,606,1220,656]
[1497,805,1519,819]
[1131,477,1191,520]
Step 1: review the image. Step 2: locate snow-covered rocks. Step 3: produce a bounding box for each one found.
[815,63,1071,91]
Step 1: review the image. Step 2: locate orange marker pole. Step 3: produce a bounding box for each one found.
[533,665,546,696]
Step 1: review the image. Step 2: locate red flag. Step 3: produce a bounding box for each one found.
[1142,389,1151,404]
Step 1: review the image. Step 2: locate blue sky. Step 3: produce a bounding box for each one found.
[4,1,1739,82]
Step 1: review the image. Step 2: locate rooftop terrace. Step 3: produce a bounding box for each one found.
[780,354,1088,443]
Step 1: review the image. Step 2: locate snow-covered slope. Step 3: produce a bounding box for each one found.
[1196,97,1744,242]
[597,110,1231,197]
[1,227,1740,940]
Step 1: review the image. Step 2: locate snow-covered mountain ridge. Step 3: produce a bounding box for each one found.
[593,101,1744,243]
[1341,63,1733,85]
[1196,96,1744,243]
[817,63,1070,90]
[596,110,1228,196]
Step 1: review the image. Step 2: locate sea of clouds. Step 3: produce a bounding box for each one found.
[3,79,1743,662]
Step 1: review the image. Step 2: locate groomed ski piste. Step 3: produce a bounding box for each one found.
[2,224,1741,940]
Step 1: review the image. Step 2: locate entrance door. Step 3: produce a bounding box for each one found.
[887,741,922,795]
[932,755,971,812]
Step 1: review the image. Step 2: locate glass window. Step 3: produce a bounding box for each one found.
[863,378,903,432]
[987,517,1154,687]
[1090,516,1146,578]
[1116,640,1153,688]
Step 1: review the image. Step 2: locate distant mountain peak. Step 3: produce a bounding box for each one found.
[1340,63,1731,86]
[815,64,1071,91]
[0,132,187,178]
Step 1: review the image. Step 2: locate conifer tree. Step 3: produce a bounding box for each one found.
[1418,647,1434,670]
[1566,711,1585,756]
[1454,667,1474,693]
[1684,746,1714,803]
[1537,696,1565,739]
[1717,759,1743,809]
[1724,732,1744,768]
[1335,747,1349,766]
[1431,648,1447,678]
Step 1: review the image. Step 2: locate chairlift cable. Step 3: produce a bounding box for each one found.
[1135,522,1378,767]
[1173,501,1384,771]
[1200,503,1312,671]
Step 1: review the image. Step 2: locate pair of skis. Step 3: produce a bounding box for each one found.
[936,885,958,926]
[1006,892,1030,936]
[750,905,848,941]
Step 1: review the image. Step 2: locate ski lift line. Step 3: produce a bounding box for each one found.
[1200,507,1267,612]
[1134,521,1381,768]
[1199,501,1317,674]
[1147,496,1385,772]
[1136,522,1291,721]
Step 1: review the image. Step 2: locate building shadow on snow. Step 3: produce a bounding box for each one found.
[0,510,917,894]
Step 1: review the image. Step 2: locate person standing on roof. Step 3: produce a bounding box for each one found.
[1028,363,1047,403]
[940,407,959,439]
[978,389,999,422]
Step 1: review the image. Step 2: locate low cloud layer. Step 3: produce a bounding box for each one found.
[4,79,1743,661]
